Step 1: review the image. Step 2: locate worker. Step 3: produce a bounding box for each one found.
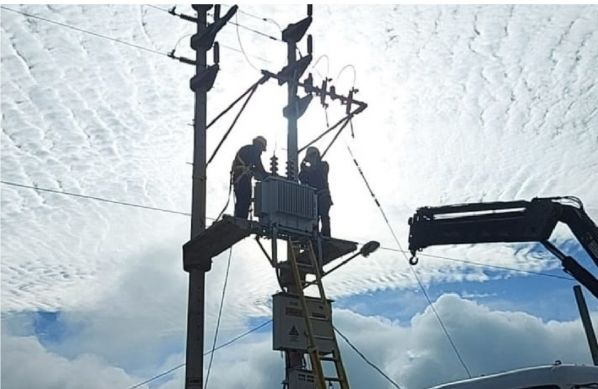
[299,146,332,236]
[231,136,268,219]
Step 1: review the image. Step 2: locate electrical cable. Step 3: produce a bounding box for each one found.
[334,326,402,389]
[144,4,170,14]
[235,7,283,32]
[128,362,186,389]
[336,64,357,87]
[205,247,233,389]
[207,76,267,131]
[1,180,192,217]
[321,114,354,158]
[2,181,574,282]
[1,6,171,58]
[234,12,261,71]
[299,114,353,154]
[379,247,575,281]
[311,54,330,79]
[2,182,572,282]
[127,319,272,389]
[343,144,473,379]
[229,20,280,41]
[207,82,260,165]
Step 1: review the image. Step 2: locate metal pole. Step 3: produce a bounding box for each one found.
[573,285,598,365]
[287,40,298,182]
[185,7,208,389]
[284,36,305,386]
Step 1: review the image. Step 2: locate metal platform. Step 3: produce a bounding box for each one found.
[183,215,257,271]
[183,214,358,271]
[295,237,358,267]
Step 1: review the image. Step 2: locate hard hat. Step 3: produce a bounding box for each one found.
[305,146,320,158]
[253,136,267,151]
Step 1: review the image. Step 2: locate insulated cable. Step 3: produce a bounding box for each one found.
[1,183,572,282]
[343,144,473,378]
[334,326,402,389]
[207,76,268,131]
[127,319,272,389]
[205,247,234,388]
[1,180,191,217]
[234,12,261,72]
[1,6,172,58]
[207,82,260,165]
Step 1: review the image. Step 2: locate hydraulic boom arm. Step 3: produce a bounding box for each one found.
[407,196,598,298]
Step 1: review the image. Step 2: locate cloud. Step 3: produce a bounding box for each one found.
[2,4,597,314]
[3,293,594,389]
[1,334,140,389]
[1,5,597,388]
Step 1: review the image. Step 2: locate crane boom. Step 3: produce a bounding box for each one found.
[407,196,598,298]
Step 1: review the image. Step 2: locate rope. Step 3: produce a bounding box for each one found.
[214,174,234,222]
[207,83,260,165]
[344,144,473,379]
[334,326,402,389]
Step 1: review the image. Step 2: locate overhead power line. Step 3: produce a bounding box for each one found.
[380,248,575,281]
[127,319,272,389]
[234,7,283,31]
[334,326,402,389]
[1,181,573,281]
[144,4,170,14]
[205,248,234,389]
[1,180,191,217]
[0,6,171,57]
[343,143,473,378]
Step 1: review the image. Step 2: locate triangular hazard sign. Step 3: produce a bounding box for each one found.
[289,325,299,336]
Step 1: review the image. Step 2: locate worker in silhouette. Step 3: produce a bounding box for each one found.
[299,146,332,236]
[231,136,268,219]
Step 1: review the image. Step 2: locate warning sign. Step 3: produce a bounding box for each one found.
[288,325,299,342]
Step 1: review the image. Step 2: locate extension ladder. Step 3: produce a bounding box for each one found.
[287,238,349,389]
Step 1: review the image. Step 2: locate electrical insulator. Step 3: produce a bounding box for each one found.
[286,160,296,181]
[270,154,279,176]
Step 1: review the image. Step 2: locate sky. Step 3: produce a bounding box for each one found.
[1,4,598,389]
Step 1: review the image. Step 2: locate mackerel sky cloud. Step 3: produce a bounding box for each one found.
[1,4,597,388]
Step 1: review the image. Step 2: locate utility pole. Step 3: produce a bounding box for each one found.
[178,4,237,388]
[280,5,314,386]
[185,6,208,388]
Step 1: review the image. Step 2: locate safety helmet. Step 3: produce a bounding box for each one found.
[305,146,320,158]
[253,136,267,151]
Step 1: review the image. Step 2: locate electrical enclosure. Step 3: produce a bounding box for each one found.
[272,292,334,353]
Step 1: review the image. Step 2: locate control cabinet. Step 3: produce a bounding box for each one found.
[272,292,334,354]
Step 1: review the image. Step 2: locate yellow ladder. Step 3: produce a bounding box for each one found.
[288,238,349,389]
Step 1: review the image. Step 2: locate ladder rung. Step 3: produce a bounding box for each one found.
[325,377,343,382]
[308,315,329,321]
[320,356,338,362]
